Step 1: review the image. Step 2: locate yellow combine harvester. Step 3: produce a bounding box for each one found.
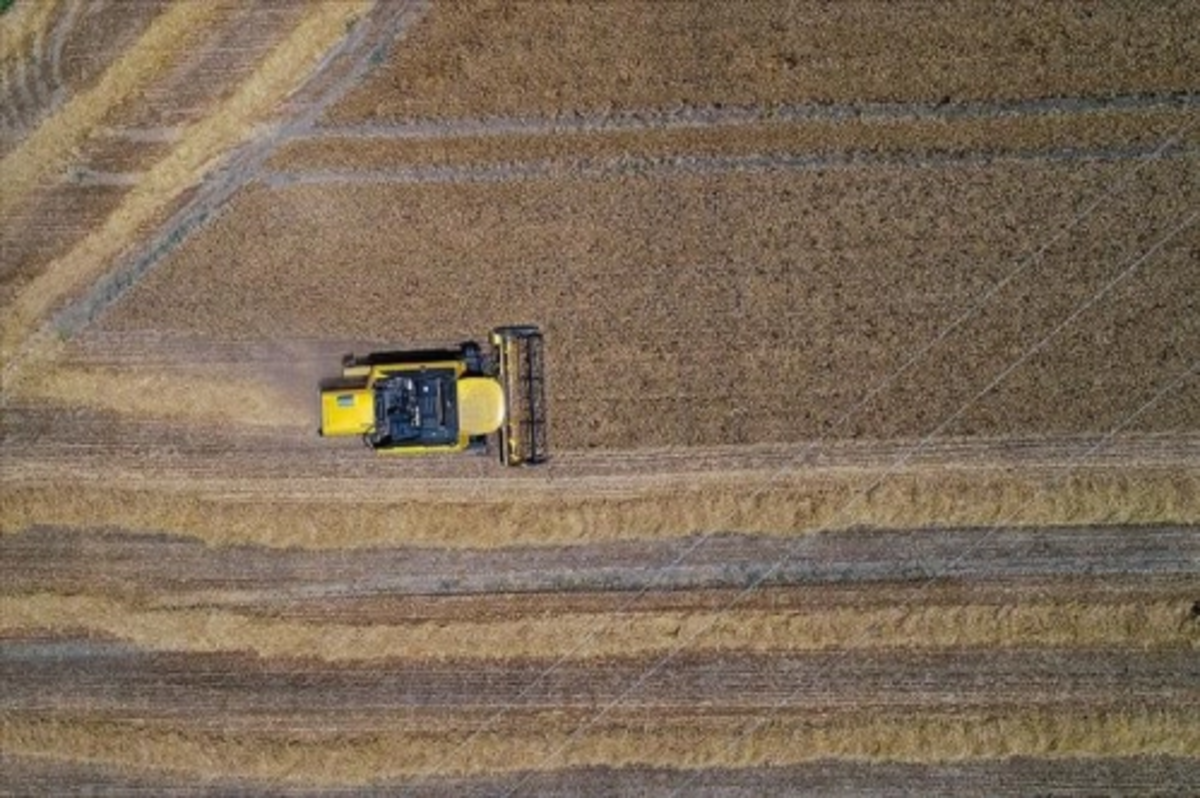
[318,325,547,465]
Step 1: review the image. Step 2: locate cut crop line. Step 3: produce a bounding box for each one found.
[664,354,1200,797]
[4,709,1198,785]
[503,213,1200,792]
[8,594,1191,664]
[301,92,1200,141]
[403,116,1199,791]
[257,143,1200,187]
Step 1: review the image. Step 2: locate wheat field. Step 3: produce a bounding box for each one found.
[2,1,1198,793]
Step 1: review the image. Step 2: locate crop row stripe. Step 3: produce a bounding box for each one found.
[3,594,1195,662]
[2,709,1197,784]
[4,468,1198,547]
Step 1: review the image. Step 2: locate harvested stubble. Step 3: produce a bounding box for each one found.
[4,518,1197,788]
[0,183,131,309]
[11,361,309,429]
[325,0,1200,122]
[0,0,167,162]
[0,0,61,65]
[1,0,165,96]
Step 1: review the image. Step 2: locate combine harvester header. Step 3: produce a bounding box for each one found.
[318,325,547,465]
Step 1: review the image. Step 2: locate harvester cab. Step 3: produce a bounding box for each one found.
[318,325,547,465]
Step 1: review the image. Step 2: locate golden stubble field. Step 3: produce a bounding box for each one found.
[3,1,1199,793]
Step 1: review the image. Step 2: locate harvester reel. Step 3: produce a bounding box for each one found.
[491,325,548,466]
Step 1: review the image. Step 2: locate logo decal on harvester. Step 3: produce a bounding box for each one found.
[337,394,354,408]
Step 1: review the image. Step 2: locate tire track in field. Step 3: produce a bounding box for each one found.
[302,93,1200,141]
[28,0,77,118]
[44,0,80,112]
[0,2,218,219]
[2,2,424,383]
[264,93,1200,184]
[258,143,1200,187]
[0,0,65,141]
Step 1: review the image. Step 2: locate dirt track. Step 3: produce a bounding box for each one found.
[3,1,1199,793]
